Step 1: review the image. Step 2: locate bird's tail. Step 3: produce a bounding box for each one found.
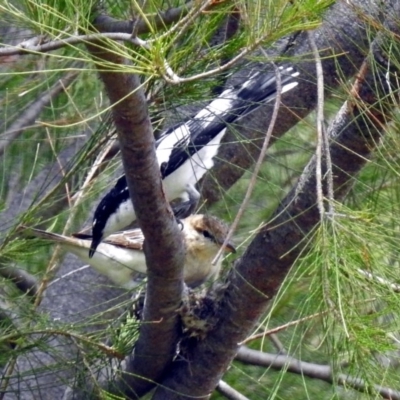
[17,225,84,248]
[72,232,98,258]
[194,65,299,130]
[230,65,299,119]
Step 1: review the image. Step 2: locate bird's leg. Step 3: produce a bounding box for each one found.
[170,185,200,223]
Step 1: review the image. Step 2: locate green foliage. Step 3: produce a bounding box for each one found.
[209,92,400,397]
[3,0,400,399]
[4,0,96,35]
[110,313,140,356]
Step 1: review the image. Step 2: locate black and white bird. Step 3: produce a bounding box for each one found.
[19,214,236,289]
[90,65,299,256]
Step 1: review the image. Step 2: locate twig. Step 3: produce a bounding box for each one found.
[161,38,271,84]
[236,347,400,400]
[241,295,380,346]
[160,16,313,84]
[0,0,219,59]
[0,71,79,157]
[308,31,325,219]
[71,336,105,397]
[46,128,72,207]
[239,311,327,345]
[217,380,250,400]
[357,269,400,292]
[33,186,89,308]
[47,265,90,287]
[11,111,117,228]
[0,328,124,359]
[153,0,216,44]
[1,6,303,87]
[0,33,150,56]
[71,134,118,203]
[268,333,287,355]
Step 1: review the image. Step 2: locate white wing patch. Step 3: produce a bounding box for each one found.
[162,128,226,201]
[156,123,191,165]
[281,81,298,94]
[195,88,235,129]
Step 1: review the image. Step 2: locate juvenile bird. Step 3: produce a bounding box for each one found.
[90,66,299,256]
[19,215,235,289]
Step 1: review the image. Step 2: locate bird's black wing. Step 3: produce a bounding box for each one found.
[159,67,297,179]
[90,175,129,256]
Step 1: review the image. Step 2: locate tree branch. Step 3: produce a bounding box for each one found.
[236,347,400,400]
[0,33,148,57]
[153,2,400,397]
[85,22,186,398]
[217,380,249,400]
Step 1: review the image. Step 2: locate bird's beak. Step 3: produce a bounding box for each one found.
[224,242,236,254]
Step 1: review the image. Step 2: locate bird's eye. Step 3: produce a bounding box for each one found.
[202,230,214,241]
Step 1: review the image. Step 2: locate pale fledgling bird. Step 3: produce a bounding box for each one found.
[90,66,299,256]
[19,215,235,289]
